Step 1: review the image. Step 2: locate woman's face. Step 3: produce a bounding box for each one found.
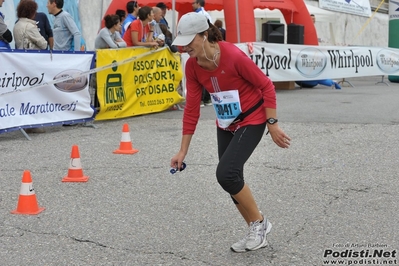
[147,11,154,22]
[182,34,204,58]
[114,21,121,31]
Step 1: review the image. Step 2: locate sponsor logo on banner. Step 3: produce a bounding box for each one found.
[295,48,327,78]
[0,73,44,91]
[0,50,95,133]
[53,70,88,92]
[95,47,184,121]
[327,49,374,73]
[248,46,292,77]
[104,61,126,112]
[376,49,399,73]
[235,42,399,81]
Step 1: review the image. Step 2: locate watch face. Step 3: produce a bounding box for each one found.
[267,118,278,124]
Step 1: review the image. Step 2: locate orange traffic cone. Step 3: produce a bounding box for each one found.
[11,170,45,215]
[62,145,89,182]
[113,123,139,154]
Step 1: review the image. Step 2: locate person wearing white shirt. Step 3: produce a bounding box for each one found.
[192,0,212,23]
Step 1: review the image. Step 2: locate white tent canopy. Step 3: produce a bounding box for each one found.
[208,4,336,22]
[306,4,336,23]
[208,3,337,44]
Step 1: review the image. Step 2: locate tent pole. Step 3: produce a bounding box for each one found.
[172,0,176,36]
[100,0,104,29]
[235,0,240,43]
[329,22,336,45]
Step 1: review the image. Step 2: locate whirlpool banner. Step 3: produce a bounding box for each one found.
[0,51,95,133]
[235,43,399,81]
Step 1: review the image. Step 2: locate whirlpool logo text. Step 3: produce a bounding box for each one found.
[376,49,399,73]
[295,48,327,78]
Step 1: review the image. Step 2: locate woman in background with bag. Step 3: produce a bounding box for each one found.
[13,0,47,134]
[13,0,47,50]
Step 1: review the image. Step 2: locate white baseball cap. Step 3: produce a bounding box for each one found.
[172,12,209,46]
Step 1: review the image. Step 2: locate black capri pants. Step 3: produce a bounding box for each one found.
[216,122,266,203]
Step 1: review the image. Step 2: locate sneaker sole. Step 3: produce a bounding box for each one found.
[230,247,247,253]
[245,221,272,251]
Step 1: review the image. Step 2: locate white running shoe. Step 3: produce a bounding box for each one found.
[245,217,272,251]
[230,233,249,253]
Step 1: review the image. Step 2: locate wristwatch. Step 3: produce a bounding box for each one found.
[266,118,278,124]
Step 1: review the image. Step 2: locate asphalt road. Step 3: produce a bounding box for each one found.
[1,76,398,266]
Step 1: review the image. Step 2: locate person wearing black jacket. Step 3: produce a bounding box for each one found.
[34,11,53,50]
[214,19,226,41]
[159,22,177,53]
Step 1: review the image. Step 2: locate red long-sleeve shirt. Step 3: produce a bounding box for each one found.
[183,41,276,135]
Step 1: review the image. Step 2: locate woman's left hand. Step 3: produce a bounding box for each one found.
[268,125,291,148]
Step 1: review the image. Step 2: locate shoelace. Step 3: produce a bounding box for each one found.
[248,220,262,240]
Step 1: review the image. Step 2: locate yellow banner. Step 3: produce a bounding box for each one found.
[95,47,184,120]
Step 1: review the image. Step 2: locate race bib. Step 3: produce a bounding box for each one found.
[210,90,242,128]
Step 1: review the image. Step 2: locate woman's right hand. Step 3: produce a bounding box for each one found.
[170,151,186,170]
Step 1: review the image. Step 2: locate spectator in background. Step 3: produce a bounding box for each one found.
[30,0,54,50]
[152,7,163,37]
[121,1,139,37]
[115,9,126,36]
[159,23,177,53]
[16,0,53,49]
[310,13,316,24]
[214,19,225,41]
[0,0,13,49]
[14,0,48,50]
[122,6,159,48]
[116,9,126,26]
[46,0,82,51]
[14,0,47,133]
[310,13,323,44]
[156,2,168,28]
[95,15,126,49]
[47,0,82,126]
[192,0,212,23]
[92,15,126,111]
